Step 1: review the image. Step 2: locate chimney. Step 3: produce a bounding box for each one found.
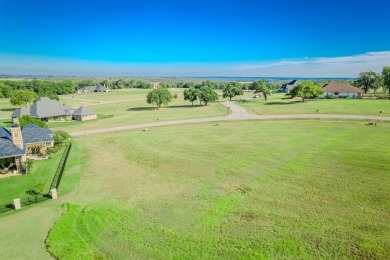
[11,118,24,150]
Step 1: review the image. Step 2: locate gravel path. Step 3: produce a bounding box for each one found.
[70,101,390,136]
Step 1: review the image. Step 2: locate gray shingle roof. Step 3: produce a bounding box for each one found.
[0,127,12,140]
[0,127,24,158]
[21,124,53,145]
[11,107,30,118]
[0,138,25,158]
[73,106,96,116]
[30,97,67,118]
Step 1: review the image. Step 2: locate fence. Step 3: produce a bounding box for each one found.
[0,142,72,214]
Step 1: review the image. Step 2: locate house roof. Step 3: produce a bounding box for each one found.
[21,124,53,145]
[0,124,53,158]
[0,127,24,158]
[0,127,12,140]
[96,85,107,91]
[11,107,30,118]
[0,138,25,159]
[63,104,73,111]
[30,97,67,118]
[323,82,364,93]
[12,97,69,119]
[72,106,96,116]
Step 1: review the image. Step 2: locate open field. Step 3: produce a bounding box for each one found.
[49,89,230,132]
[39,120,390,259]
[239,93,390,116]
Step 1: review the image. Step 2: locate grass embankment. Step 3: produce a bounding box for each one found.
[239,93,390,116]
[46,120,390,259]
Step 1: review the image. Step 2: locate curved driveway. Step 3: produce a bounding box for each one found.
[70,101,390,136]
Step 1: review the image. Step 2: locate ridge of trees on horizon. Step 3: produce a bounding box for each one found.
[1,66,389,105]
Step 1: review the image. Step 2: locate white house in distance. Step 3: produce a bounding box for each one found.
[321,82,364,98]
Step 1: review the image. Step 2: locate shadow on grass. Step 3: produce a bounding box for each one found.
[128,105,203,111]
[1,108,14,112]
[264,101,302,105]
[127,107,158,111]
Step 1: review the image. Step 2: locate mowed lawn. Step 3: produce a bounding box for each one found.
[49,88,229,132]
[0,149,64,205]
[43,120,390,259]
[239,93,390,116]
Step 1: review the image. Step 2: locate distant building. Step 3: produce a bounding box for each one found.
[11,97,97,123]
[278,80,298,93]
[77,85,110,93]
[11,97,72,123]
[322,82,364,98]
[72,106,97,121]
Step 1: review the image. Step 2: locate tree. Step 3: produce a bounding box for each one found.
[146,88,173,109]
[25,183,44,202]
[222,82,244,101]
[183,87,199,106]
[289,81,324,102]
[19,115,47,128]
[356,71,378,93]
[382,66,390,94]
[10,90,38,106]
[251,80,271,101]
[0,82,13,98]
[54,130,70,146]
[198,86,219,105]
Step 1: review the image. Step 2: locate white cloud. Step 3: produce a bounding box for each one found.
[0,51,389,77]
[232,51,390,77]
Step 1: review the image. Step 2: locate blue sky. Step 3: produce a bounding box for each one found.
[0,0,389,77]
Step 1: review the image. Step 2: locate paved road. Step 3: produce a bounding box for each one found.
[70,101,390,136]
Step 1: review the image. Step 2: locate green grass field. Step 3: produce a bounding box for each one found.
[41,120,390,259]
[239,93,390,116]
[0,150,65,205]
[0,89,389,259]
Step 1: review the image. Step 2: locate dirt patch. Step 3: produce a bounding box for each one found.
[220,182,251,194]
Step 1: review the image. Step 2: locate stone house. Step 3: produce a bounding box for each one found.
[0,122,54,174]
[72,106,97,121]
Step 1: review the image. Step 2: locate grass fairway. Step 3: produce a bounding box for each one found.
[50,88,229,132]
[239,93,390,116]
[45,120,390,259]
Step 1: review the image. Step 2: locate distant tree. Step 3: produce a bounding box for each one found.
[371,74,384,93]
[222,82,244,101]
[113,79,126,89]
[146,88,173,110]
[198,86,219,105]
[382,66,390,94]
[0,82,12,98]
[100,79,113,89]
[10,90,38,106]
[183,87,199,106]
[19,115,47,128]
[289,81,324,102]
[251,80,271,101]
[356,71,378,93]
[173,93,178,99]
